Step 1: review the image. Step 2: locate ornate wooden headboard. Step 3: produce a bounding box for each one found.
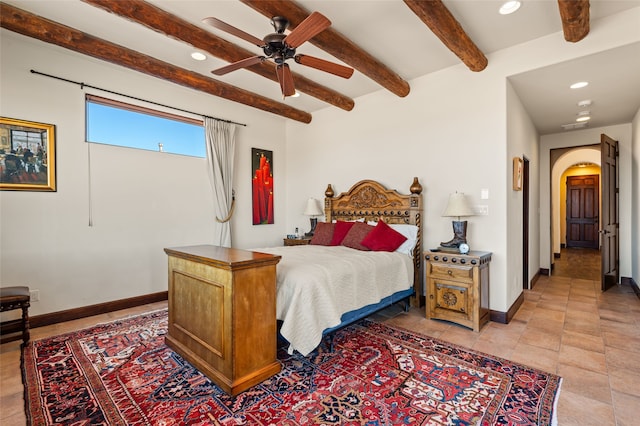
[323,178,423,306]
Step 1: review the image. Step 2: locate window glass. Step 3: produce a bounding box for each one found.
[86,96,205,158]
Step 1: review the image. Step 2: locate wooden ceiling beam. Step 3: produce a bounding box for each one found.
[239,0,411,98]
[0,2,311,123]
[81,0,354,111]
[403,0,487,72]
[558,0,590,43]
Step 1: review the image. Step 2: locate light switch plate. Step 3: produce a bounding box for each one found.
[474,205,489,215]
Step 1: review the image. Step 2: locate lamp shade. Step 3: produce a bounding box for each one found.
[303,198,323,216]
[442,192,474,217]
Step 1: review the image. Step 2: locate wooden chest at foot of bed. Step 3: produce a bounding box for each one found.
[164,245,282,396]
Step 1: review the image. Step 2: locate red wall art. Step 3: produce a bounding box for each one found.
[252,148,274,225]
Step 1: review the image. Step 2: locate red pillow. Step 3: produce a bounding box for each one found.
[361,220,408,252]
[341,222,374,251]
[310,222,334,246]
[330,221,355,245]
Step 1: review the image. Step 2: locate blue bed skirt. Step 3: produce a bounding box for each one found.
[322,287,415,336]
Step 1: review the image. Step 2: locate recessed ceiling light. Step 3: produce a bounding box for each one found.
[499,1,521,15]
[570,81,589,89]
[576,116,591,122]
[562,122,588,130]
[291,91,301,98]
[191,52,207,61]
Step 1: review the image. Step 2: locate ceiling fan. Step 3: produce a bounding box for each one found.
[203,12,354,97]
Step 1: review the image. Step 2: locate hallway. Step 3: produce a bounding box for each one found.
[552,247,601,280]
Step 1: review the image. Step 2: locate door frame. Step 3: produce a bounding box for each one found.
[522,156,529,289]
[548,145,600,273]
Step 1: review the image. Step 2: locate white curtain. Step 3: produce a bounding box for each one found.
[204,117,237,247]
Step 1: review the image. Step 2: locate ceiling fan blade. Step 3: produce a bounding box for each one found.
[283,11,330,48]
[276,63,296,97]
[202,17,265,47]
[295,54,354,79]
[212,56,264,75]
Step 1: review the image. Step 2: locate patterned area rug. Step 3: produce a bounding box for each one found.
[22,310,561,425]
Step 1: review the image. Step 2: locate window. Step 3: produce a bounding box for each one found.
[10,129,46,153]
[86,95,206,157]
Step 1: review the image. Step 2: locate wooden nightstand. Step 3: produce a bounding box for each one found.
[283,237,311,246]
[424,250,492,331]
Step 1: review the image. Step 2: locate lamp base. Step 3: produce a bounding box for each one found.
[305,217,318,237]
[440,220,468,248]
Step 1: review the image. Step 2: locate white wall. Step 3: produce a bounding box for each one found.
[632,109,640,284]
[0,31,286,316]
[506,81,540,297]
[540,124,632,278]
[286,64,508,308]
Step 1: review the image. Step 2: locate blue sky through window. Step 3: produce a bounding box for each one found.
[86,102,205,158]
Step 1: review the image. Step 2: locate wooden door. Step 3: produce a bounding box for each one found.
[522,157,529,289]
[600,134,619,291]
[566,175,599,249]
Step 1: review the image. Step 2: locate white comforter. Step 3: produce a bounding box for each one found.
[253,245,413,356]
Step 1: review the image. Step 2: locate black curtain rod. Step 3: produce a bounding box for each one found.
[30,69,247,127]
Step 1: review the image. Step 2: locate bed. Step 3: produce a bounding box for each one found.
[256,178,423,356]
[164,178,423,394]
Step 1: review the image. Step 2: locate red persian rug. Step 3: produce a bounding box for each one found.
[22,310,561,425]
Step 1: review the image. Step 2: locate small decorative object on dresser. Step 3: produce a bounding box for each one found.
[425,249,491,331]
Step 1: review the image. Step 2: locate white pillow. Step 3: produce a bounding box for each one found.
[389,224,419,256]
[332,218,366,223]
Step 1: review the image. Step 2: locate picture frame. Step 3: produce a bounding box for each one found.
[0,117,56,191]
[513,156,523,191]
[252,148,274,225]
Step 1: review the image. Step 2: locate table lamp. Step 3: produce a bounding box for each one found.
[304,198,323,236]
[440,192,474,249]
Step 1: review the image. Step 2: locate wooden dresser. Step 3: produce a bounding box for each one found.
[424,250,492,332]
[164,245,281,395]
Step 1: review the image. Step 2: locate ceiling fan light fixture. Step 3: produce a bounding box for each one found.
[191,51,207,61]
[206,12,351,98]
[570,81,589,89]
[499,1,521,15]
[578,99,592,108]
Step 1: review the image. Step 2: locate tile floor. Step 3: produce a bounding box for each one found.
[1,249,639,425]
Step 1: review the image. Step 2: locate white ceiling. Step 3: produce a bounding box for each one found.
[4,0,640,134]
